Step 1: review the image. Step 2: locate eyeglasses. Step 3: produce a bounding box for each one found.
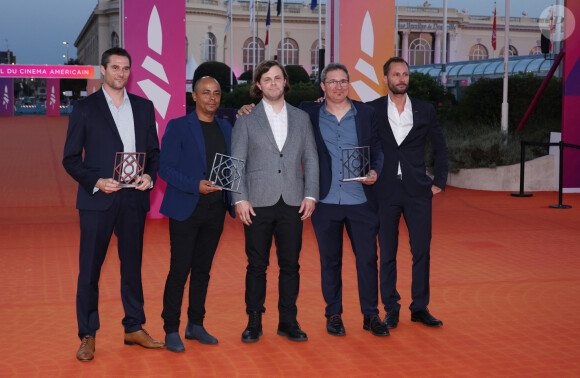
[325,80,349,88]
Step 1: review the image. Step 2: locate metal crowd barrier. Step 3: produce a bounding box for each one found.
[511,140,580,208]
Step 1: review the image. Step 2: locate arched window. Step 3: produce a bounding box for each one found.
[499,45,518,57]
[311,39,325,76]
[242,37,265,71]
[111,32,119,48]
[408,37,432,65]
[530,46,542,55]
[202,33,217,62]
[469,44,489,61]
[277,38,299,65]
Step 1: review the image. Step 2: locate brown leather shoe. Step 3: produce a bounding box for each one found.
[76,335,95,361]
[124,329,165,349]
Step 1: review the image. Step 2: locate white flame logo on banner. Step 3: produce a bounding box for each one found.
[2,85,8,109]
[49,86,56,109]
[137,5,171,129]
[351,11,381,102]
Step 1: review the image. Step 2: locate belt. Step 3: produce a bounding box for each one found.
[396,174,403,181]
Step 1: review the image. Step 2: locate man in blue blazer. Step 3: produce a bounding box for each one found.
[63,48,163,361]
[299,63,388,337]
[159,77,234,352]
[368,57,448,329]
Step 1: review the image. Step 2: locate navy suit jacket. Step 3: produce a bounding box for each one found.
[299,99,384,204]
[367,95,448,198]
[62,89,160,211]
[159,111,234,221]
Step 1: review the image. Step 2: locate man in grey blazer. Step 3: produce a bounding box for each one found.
[232,60,319,343]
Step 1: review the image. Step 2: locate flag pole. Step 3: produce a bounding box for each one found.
[501,0,510,134]
[253,0,257,70]
[281,0,285,65]
[441,0,447,89]
[230,1,233,91]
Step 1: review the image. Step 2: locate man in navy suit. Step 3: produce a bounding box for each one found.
[368,57,448,329]
[299,63,388,337]
[63,47,163,361]
[159,77,234,352]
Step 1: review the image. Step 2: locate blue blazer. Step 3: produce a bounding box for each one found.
[367,95,448,198]
[62,89,160,211]
[159,111,234,221]
[299,99,384,204]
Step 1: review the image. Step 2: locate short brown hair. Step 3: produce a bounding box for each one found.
[383,57,409,75]
[250,60,291,98]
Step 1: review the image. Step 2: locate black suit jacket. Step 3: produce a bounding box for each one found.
[367,95,448,198]
[62,89,160,211]
[299,99,384,204]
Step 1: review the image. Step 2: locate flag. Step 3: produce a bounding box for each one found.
[277,0,281,16]
[265,1,271,46]
[225,0,232,34]
[250,0,255,28]
[491,6,497,50]
[311,0,317,10]
[550,7,554,52]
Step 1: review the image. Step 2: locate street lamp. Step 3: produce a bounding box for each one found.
[62,41,69,63]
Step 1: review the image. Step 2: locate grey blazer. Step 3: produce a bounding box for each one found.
[232,100,319,207]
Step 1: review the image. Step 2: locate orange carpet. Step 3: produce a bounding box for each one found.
[1,116,580,377]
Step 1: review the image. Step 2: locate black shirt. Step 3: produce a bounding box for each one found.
[199,119,227,205]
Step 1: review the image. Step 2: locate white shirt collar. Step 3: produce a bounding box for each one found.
[387,93,412,112]
[102,85,130,108]
[262,99,287,116]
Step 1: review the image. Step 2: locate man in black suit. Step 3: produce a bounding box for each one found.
[368,57,448,329]
[299,63,388,337]
[63,47,163,361]
[159,77,234,352]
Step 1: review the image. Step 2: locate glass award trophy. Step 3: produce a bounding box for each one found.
[113,152,146,188]
[208,153,246,193]
[340,146,370,182]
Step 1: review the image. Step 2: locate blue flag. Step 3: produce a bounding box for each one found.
[311,0,317,10]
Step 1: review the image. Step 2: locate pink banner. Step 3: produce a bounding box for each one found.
[0,65,96,79]
[562,0,580,190]
[46,79,60,116]
[0,78,14,116]
[122,0,186,218]
[87,79,101,95]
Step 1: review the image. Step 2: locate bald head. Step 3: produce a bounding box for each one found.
[192,76,221,121]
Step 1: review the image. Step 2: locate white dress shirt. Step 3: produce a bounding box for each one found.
[102,86,136,153]
[95,87,137,193]
[262,100,288,151]
[387,93,413,175]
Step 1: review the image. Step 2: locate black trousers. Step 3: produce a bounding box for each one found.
[77,189,147,339]
[244,197,303,323]
[311,201,380,317]
[162,200,226,333]
[378,179,432,313]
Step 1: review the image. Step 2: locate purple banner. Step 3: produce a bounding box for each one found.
[562,0,580,191]
[122,0,186,218]
[0,78,14,116]
[46,79,60,116]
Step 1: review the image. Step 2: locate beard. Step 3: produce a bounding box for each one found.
[388,82,408,95]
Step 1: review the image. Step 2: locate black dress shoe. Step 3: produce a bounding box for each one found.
[277,322,308,341]
[383,310,399,329]
[326,314,346,336]
[363,315,390,336]
[411,308,443,327]
[241,311,263,343]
